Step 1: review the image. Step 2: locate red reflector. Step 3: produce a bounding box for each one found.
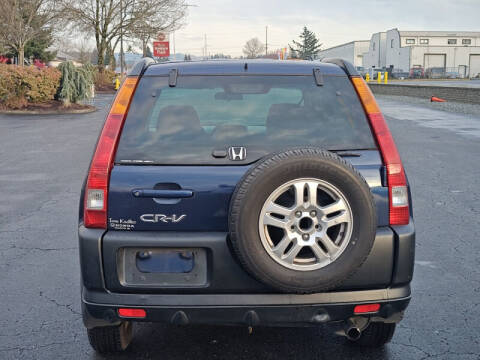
[118,308,146,318]
[354,303,381,314]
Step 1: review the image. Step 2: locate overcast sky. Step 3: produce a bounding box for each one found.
[171,0,480,57]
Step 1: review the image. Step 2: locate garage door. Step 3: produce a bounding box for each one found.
[469,55,480,78]
[424,54,446,68]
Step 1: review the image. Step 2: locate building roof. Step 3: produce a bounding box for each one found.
[397,30,480,37]
[144,59,346,76]
[318,40,370,52]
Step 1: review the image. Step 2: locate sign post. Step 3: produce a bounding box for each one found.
[153,41,170,58]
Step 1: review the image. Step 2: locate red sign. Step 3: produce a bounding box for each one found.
[157,33,166,41]
[153,41,170,57]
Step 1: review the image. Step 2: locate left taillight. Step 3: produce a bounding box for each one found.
[84,77,138,228]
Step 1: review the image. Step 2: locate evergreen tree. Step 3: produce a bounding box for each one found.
[146,46,153,58]
[289,26,322,60]
[57,61,95,106]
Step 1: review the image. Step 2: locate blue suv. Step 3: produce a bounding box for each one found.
[79,58,415,353]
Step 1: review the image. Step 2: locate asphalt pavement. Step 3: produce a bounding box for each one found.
[0,94,479,360]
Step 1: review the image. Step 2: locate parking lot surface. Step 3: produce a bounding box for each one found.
[0,94,479,359]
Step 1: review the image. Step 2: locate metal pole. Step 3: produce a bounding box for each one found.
[120,0,124,75]
[265,26,268,56]
[204,34,207,59]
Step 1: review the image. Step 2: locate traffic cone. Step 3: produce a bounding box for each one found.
[431,96,446,102]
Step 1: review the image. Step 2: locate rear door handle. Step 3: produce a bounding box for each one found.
[132,189,193,199]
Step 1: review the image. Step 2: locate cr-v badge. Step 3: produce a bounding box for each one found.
[228,146,247,161]
[140,214,187,223]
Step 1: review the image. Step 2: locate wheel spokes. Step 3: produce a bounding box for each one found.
[263,213,288,229]
[316,231,340,254]
[283,242,303,264]
[265,202,292,217]
[324,211,350,228]
[320,198,347,216]
[272,236,293,257]
[259,177,353,271]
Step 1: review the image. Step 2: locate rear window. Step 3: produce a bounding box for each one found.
[116,75,375,165]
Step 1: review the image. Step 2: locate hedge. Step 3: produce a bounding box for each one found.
[0,64,61,109]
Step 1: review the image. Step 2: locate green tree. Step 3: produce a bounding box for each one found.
[146,46,153,58]
[289,26,322,60]
[57,61,94,106]
[0,0,60,66]
[23,29,56,63]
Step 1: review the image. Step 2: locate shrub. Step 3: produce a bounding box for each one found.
[94,68,116,91]
[0,64,60,109]
[57,61,95,105]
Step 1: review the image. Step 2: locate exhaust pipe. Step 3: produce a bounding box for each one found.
[344,319,362,341]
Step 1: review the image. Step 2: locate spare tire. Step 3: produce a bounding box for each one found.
[229,148,376,293]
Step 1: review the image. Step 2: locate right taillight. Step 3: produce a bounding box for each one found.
[351,76,409,225]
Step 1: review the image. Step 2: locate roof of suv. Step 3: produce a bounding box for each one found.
[143,59,347,76]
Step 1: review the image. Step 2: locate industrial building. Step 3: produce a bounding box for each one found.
[384,29,480,77]
[319,29,480,78]
[316,40,369,68]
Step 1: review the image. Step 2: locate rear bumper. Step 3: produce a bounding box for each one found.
[82,285,410,328]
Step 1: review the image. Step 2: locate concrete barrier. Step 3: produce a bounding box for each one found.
[368,83,480,104]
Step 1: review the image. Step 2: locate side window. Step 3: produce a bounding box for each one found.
[420,39,429,45]
[448,39,457,45]
[462,39,471,45]
[406,39,415,45]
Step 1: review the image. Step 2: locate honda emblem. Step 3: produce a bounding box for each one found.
[228,147,247,161]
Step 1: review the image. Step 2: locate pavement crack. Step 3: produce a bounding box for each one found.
[39,291,81,316]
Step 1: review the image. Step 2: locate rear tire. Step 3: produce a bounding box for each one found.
[349,322,396,347]
[87,322,132,354]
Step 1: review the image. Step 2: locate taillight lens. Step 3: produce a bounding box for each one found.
[351,77,409,225]
[84,77,138,228]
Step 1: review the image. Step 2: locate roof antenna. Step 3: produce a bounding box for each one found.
[244,63,248,71]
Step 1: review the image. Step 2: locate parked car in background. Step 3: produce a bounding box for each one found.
[409,67,424,79]
[356,66,368,78]
[391,70,410,80]
[425,67,446,79]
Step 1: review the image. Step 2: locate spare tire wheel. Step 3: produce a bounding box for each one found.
[229,148,377,293]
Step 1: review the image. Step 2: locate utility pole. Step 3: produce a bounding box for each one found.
[265,26,268,56]
[120,0,124,75]
[204,34,207,59]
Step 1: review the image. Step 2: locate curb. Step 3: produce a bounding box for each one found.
[368,83,480,105]
[0,106,97,115]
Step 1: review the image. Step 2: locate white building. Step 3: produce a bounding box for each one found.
[317,40,370,68]
[362,32,387,70]
[364,29,480,78]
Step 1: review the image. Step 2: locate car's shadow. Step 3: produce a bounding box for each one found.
[94,323,391,360]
